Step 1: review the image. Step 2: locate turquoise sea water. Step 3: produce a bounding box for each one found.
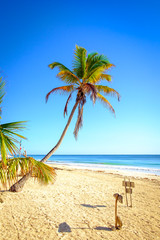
[29,155,160,176]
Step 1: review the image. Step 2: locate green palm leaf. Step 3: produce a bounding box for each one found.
[32,160,56,184]
[0,121,27,165]
[57,70,80,84]
[86,52,98,64]
[0,77,5,119]
[0,157,56,188]
[87,65,106,83]
[95,85,120,101]
[48,62,80,84]
[97,93,115,114]
[85,54,114,84]
[101,74,112,82]
[73,45,87,79]
[1,121,26,132]
[86,54,109,72]
[49,62,71,71]
[46,85,75,102]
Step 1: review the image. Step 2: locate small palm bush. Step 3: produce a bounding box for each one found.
[0,157,56,189]
[0,77,56,190]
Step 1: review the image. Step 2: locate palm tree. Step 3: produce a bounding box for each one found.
[10,45,120,192]
[41,45,120,163]
[0,77,56,192]
[0,157,56,191]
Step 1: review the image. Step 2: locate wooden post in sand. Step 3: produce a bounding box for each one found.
[124,177,128,206]
[122,178,135,207]
[113,193,123,230]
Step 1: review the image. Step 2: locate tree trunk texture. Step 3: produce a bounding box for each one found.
[9,172,31,192]
[9,101,79,192]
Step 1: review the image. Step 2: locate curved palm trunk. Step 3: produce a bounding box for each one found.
[41,100,79,163]
[9,172,31,192]
[9,101,79,192]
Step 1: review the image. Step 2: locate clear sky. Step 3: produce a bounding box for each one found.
[0,0,160,155]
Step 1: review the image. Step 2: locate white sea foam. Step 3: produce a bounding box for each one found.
[46,161,160,176]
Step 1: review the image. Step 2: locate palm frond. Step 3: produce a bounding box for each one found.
[0,157,56,189]
[73,104,84,139]
[73,98,86,139]
[73,45,87,79]
[97,93,115,114]
[86,52,99,64]
[49,62,70,71]
[0,77,5,119]
[64,92,72,117]
[83,52,114,84]
[86,53,105,71]
[0,131,18,156]
[86,54,109,72]
[83,83,97,104]
[46,85,74,102]
[87,66,106,83]
[85,58,114,84]
[0,77,5,104]
[48,62,80,84]
[0,121,27,165]
[32,160,56,184]
[95,85,120,101]
[101,74,112,82]
[0,122,26,143]
[57,70,80,84]
[1,121,27,133]
[88,63,114,84]
[0,131,7,167]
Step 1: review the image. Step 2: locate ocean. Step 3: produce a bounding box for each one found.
[29,154,160,176]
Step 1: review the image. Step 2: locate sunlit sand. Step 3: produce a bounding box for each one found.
[0,165,160,240]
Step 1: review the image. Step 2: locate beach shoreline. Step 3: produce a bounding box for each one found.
[30,154,160,177]
[0,165,160,240]
[48,163,160,180]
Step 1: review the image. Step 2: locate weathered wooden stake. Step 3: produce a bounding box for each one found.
[129,178,132,207]
[124,177,128,207]
[113,193,123,230]
[122,178,135,207]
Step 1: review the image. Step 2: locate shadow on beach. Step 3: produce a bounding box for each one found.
[81,204,106,208]
[58,222,113,233]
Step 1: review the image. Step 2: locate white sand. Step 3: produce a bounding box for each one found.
[0,165,160,240]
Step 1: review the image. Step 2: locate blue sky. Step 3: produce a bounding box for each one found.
[0,0,160,154]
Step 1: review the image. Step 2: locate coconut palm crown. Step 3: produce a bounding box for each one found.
[46,45,120,139]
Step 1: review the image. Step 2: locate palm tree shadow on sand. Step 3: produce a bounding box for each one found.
[81,204,106,208]
[58,222,113,233]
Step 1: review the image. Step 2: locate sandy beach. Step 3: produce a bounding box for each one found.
[0,165,160,240]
